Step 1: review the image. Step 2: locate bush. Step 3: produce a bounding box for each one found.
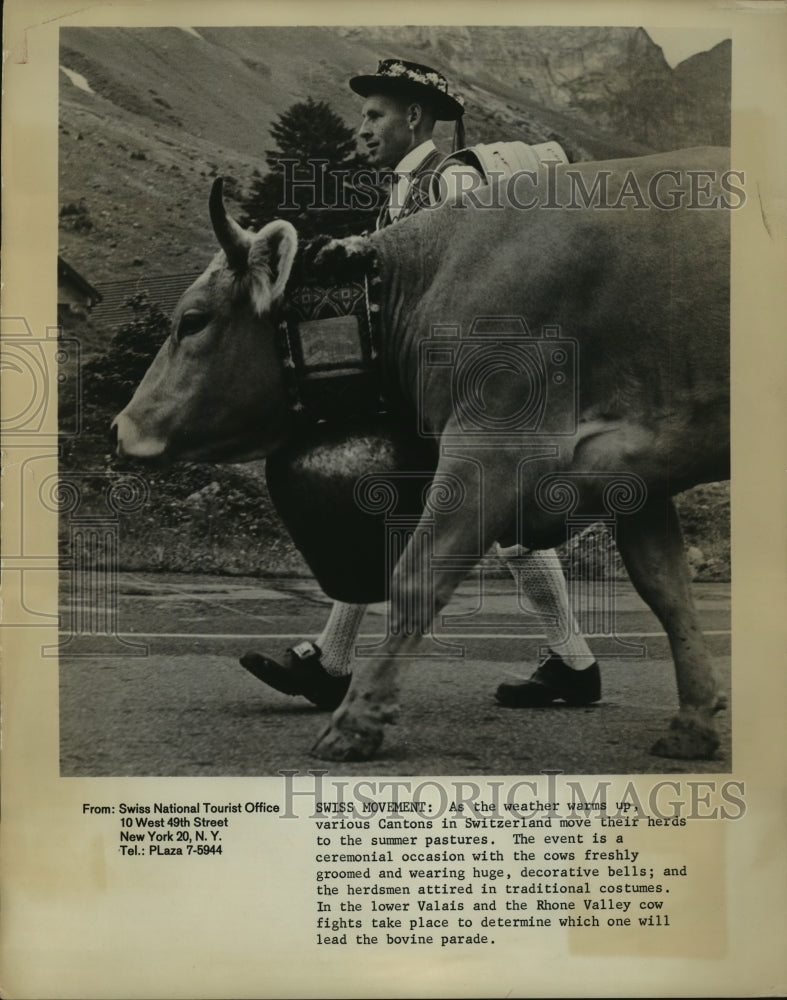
[59,201,94,233]
[83,292,170,407]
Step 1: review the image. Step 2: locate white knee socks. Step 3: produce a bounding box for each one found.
[496,544,596,669]
[315,601,367,675]
[313,546,595,675]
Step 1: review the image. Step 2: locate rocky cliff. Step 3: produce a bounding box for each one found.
[59,25,731,289]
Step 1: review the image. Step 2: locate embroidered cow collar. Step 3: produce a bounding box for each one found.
[275,236,385,423]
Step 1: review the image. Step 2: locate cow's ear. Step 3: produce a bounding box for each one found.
[248,221,298,314]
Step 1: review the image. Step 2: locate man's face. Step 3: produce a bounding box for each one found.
[358,93,413,169]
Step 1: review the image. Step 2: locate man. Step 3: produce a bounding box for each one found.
[240,59,601,712]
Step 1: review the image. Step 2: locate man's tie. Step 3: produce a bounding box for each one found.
[387,171,410,223]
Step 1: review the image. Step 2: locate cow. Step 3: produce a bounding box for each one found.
[112,147,731,762]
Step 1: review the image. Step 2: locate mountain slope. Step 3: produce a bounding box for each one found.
[59,25,730,290]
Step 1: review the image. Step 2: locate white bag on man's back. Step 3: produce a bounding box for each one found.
[441,140,568,182]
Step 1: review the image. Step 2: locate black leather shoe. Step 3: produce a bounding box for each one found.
[496,653,601,707]
[239,641,351,710]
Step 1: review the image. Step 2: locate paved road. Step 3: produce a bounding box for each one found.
[59,573,731,777]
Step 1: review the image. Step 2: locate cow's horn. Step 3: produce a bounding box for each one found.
[209,177,250,271]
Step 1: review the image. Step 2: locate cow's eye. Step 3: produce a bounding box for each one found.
[176,310,209,340]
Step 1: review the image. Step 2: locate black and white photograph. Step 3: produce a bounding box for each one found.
[55,22,735,777]
[2,2,785,997]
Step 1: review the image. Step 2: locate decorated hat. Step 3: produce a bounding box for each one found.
[349,59,465,121]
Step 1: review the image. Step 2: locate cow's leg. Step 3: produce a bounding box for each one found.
[312,456,516,761]
[615,499,725,759]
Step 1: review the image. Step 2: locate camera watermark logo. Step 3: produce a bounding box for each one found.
[418,318,578,440]
[2,316,148,655]
[351,313,648,658]
[1,318,81,435]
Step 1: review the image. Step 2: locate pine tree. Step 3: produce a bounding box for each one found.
[265,96,358,170]
[240,97,377,238]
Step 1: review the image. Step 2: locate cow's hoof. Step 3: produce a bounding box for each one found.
[650,710,720,760]
[312,718,384,762]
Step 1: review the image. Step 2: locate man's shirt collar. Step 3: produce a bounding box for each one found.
[393,139,437,176]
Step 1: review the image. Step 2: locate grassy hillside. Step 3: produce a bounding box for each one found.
[59,26,730,286]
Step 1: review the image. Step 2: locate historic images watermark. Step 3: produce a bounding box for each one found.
[278,160,747,214]
[278,770,747,822]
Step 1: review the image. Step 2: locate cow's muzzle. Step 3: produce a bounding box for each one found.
[110,413,168,463]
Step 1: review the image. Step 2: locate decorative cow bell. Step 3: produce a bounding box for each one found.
[277,272,383,422]
[266,421,436,604]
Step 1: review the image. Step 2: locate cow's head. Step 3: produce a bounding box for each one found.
[111,179,297,463]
